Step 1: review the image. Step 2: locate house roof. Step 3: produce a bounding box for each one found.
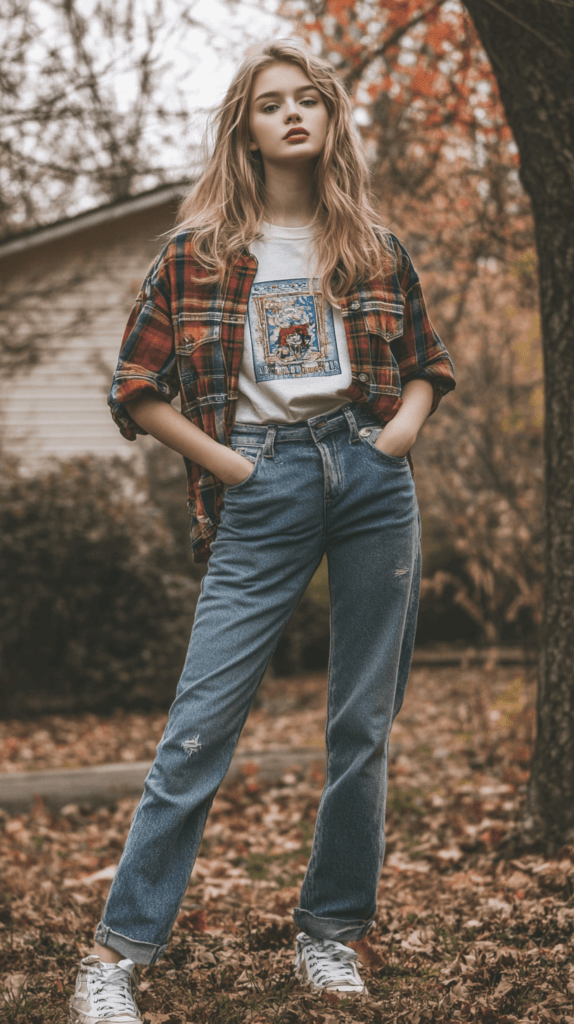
[0,181,190,258]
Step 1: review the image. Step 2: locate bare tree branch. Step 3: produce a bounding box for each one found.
[0,0,199,236]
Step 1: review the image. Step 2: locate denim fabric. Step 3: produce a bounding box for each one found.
[95,402,421,964]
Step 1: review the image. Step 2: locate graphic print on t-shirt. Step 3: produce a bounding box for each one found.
[248,278,341,382]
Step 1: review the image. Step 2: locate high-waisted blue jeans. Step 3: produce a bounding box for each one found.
[95,402,421,964]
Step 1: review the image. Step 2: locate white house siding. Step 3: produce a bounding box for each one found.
[0,197,180,472]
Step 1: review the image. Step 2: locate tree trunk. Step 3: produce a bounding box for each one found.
[462,0,574,850]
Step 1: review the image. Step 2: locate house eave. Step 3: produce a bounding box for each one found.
[0,182,189,258]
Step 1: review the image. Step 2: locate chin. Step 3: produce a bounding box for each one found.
[279,147,321,161]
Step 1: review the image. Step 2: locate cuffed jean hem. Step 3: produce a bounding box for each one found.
[292,908,375,943]
[95,922,167,965]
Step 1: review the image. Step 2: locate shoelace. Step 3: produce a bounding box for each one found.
[88,962,138,1016]
[298,937,361,987]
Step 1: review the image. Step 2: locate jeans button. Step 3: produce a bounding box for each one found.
[359,427,373,438]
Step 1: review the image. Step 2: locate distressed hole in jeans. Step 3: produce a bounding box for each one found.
[182,736,202,757]
[393,567,409,578]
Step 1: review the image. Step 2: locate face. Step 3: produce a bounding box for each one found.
[248,62,329,164]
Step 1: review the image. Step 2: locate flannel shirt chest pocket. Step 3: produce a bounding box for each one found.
[176,313,226,399]
[359,290,404,394]
[361,293,404,341]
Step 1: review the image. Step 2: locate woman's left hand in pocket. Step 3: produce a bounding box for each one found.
[220,451,256,486]
[374,422,416,458]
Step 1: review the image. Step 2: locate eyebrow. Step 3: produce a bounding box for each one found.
[254,84,321,103]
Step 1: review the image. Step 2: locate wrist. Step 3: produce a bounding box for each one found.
[217,447,255,486]
[380,418,417,446]
[376,420,417,457]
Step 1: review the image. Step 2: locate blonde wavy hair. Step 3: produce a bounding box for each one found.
[174,39,393,302]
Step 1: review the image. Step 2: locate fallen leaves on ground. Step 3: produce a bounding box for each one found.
[1,661,574,1023]
[0,672,326,772]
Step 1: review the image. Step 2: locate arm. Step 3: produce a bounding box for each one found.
[127,393,254,486]
[374,234,455,456]
[375,378,434,456]
[379,234,455,434]
[109,241,252,486]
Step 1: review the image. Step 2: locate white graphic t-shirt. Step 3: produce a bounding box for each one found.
[235,222,352,424]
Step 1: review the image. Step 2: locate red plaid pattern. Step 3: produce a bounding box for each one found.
[109,230,455,561]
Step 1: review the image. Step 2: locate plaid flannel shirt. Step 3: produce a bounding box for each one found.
[109,229,455,561]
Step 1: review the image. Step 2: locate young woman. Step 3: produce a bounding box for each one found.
[70,40,455,1023]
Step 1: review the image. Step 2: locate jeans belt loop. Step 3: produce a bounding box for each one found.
[343,406,361,443]
[263,425,277,458]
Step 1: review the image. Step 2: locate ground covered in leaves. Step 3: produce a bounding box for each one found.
[1,661,574,1023]
[0,671,327,772]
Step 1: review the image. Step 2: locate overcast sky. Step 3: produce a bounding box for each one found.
[96,0,298,178]
[25,0,296,185]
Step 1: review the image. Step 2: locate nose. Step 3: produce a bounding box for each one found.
[285,108,301,124]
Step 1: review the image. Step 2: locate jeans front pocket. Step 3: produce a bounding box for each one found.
[363,427,408,467]
[224,446,263,493]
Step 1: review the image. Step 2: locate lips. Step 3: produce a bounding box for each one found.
[284,127,309,140]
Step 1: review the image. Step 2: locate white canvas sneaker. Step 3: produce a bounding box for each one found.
[69,954,142,1023]
[294,932,368,996]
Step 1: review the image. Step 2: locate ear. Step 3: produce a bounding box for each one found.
[248,139,259,152]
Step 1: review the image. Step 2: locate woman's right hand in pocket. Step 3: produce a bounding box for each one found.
[220,451,256,487]
[122,395,257,486]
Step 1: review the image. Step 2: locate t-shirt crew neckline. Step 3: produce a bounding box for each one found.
[261,220,314,240]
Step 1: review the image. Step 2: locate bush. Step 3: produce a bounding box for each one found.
[0,456,198,716]
[413,258,544,648]
[0,453,331,717]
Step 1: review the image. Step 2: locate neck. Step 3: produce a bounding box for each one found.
[261,159,315,227]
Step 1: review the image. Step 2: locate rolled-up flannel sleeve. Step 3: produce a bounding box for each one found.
[108,243,179,440]
[390,236,456,415]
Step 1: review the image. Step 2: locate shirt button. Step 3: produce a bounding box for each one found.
[358,372,369,382]
[350,301,360,310]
